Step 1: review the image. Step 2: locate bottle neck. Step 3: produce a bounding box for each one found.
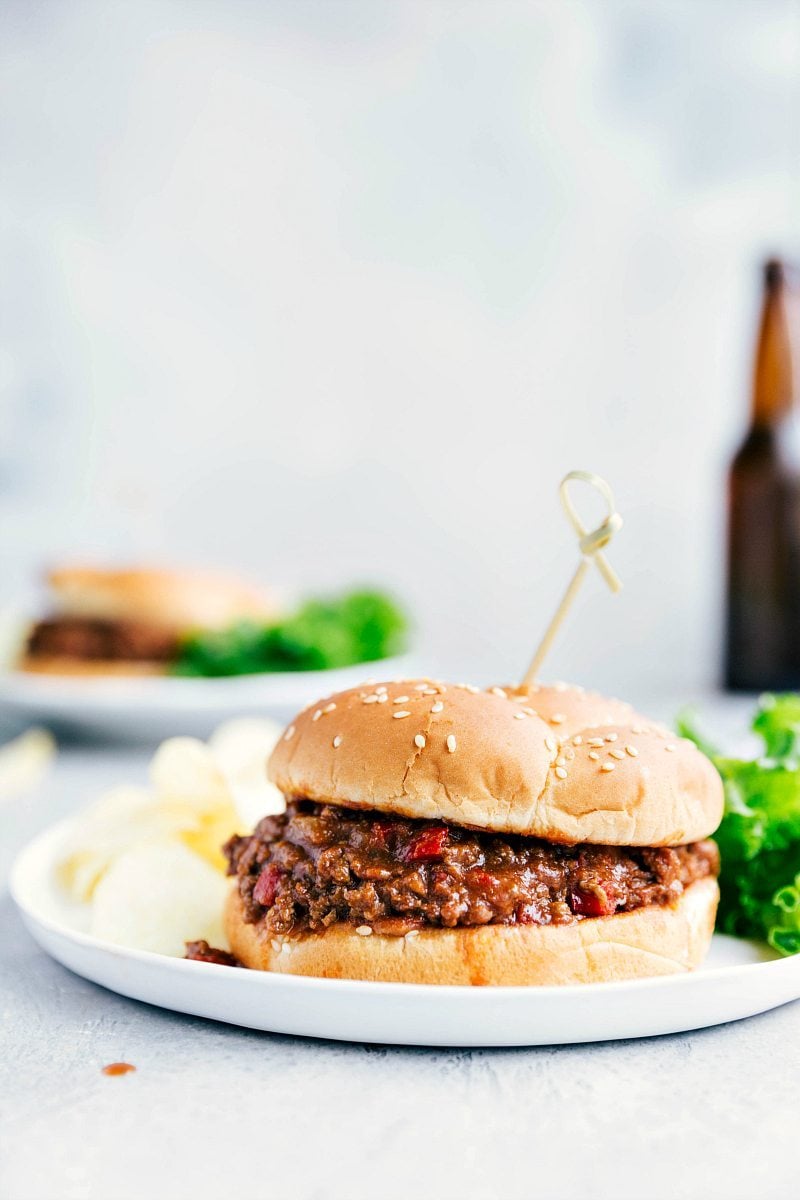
[750,268,796,429]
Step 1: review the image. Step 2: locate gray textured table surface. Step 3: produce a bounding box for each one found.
[1,727,798,1200]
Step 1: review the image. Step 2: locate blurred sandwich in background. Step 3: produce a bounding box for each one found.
[20,566,276,677]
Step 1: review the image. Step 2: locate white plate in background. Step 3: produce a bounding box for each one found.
[0,656,415,739]
[10,817,800,1047]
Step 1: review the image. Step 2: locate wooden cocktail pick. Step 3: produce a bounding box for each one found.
[521,471,623,688]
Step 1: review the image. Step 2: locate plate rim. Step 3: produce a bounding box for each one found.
[0,653,414,696]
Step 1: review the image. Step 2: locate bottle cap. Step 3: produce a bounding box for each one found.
[764,259,784,289]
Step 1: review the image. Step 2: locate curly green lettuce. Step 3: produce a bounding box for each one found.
[174,588,409,677]
[678,694,800,955]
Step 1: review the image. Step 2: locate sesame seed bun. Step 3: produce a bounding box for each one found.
[45,566,275,633]
[267,681,724,847]
[225,876,719,986]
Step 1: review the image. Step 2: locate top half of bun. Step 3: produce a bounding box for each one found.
[268,680,724,847]
[46,566,276,633]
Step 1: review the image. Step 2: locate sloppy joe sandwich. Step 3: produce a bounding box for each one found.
[21,566,274,676]
[224,680,723,986]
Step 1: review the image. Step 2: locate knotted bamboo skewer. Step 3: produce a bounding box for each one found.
[522,471,623,688]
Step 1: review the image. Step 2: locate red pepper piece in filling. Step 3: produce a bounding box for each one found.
[569,881,616,918]
[253,863,282,907]
[403,825,449,862]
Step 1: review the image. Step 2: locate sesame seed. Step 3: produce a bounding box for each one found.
[550,713,566,724]
[281,942,290,955]
[284,725,295,741]
[555,766,568,780]
[377,694,388,703]
[601,762,615,772]
[625,745,638,758]
[333,735,342,748]
[393,695,410,704]
[312,710,322,722]
[587,737,604,747]
[572,735,583,746]
[405,929,420,939]
[665,743,676,752]
[424,688,438,696]
[464,685,479,694]
[514,712,526,720]
[324,702,337,713]
[556,756,567,767]
[356,925,373,937]
[364,695,379,704]
[631,725,646,735]
[490,686,506,698]
[414,734,426,749]
[393,711,411,719]
[413,683,429,691]
[376,686,388,694]
[588,751,600,761]
[605,732,618,742]
[544,736,557,752]
[609,748,625,760]
[431,701,444,714]
[447,735,457,753]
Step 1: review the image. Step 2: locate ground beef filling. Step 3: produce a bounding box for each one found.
[184,940,243,968]
[26,617,180,663]
[225,801,720,937]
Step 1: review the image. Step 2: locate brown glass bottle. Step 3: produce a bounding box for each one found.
[725,259,800,690]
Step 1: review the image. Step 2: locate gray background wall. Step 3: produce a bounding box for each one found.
[2,0,798,699]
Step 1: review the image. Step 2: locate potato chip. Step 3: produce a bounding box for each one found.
[208,716,285,827]
[150,736,230,808]
[57,715,288,952]
[57,785,169,901]
[149,736,239,870]
[0,727,56,802]
[90,841,229,957]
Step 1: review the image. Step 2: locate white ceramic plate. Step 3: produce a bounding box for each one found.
[0,656,413,739]
[10,819,800,1047]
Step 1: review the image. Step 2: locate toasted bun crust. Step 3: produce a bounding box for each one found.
[268,681,724,845]
[46,566,275,632]
[17,654,167,677]
[225,877,719,986]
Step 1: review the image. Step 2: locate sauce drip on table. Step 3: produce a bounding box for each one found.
[102,1062,136,1077]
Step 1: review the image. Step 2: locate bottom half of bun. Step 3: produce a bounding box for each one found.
[17,654,168,677]
[224,876,719,986]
